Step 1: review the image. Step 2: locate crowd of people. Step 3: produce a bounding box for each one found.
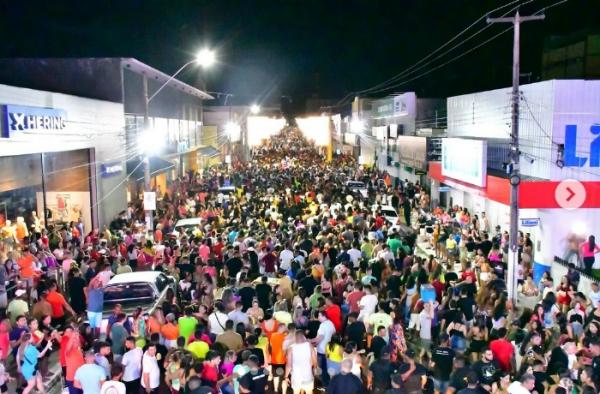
[0,126,599,394]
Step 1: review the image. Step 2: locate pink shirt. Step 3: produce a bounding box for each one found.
[199,245,211,263]
[0,332,9,360]
[580,242,600,258]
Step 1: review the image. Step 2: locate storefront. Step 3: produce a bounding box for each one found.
[0,83,127,238]
[433,79,600,283]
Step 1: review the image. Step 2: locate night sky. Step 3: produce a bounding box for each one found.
[0,0,598,110]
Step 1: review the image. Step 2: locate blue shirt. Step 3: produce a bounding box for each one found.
[87,288,104,312]
[74,363,106,394]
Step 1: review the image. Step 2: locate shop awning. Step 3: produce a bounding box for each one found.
[126,157,175,181]
[197,146,221,157]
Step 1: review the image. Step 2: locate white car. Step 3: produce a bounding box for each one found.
[101,271,176,334]
[173,218,203,235]
[372,204,400,225]
[346,180,368,199]
[218,185,236,201]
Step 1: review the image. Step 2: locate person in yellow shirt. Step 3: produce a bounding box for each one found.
[325,334,344,378]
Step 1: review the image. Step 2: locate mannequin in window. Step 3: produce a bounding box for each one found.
[0,220,16,246]
[15,216,29,244]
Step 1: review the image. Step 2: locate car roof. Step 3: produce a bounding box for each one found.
[108,271,163,285]
[175,218,202,226]
[372,204,397,212]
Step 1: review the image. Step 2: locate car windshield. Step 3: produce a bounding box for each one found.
[104,282,154,303]
[348,182,365,188]
[382,209,397,217]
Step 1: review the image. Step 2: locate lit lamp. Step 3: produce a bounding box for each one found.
[250,104,260,115]
[195,48,216,68]
[138,127,165,156]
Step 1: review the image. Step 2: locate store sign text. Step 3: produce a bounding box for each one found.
[2,104,67,138]
[564,124,600,167]
[100,163,123,177]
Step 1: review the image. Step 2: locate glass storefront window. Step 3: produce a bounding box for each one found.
[0,154,43,246]
[0,149,92,250]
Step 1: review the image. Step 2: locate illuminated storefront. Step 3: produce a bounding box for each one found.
[0,83,127,240]
[430,79,600,288]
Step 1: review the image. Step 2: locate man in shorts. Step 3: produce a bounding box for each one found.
[85,275,104,338]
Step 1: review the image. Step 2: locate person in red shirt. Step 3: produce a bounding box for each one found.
[489,327,514,373]
[201,350,222,390]
[212,238,225,263]
[261,248,277,274]
[461,264,477,283]
[346,282,365,314]
[324,297,342,333]
[46,281,75,328]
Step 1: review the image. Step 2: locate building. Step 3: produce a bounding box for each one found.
[0,58,213,228]
[428,79,600,284]
[203,105,281,163]
[350,93,445,183]
[0,83,124,236]
[542,31,600,80]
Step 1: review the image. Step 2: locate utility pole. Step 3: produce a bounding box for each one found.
[487,10,544,302]
[142,75,154,237]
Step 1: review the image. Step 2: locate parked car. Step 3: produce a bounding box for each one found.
[345,180,369,199]
[173,218,203,235]
[101,271,176,333]
[218,185,236,201]
[372,204,400,225]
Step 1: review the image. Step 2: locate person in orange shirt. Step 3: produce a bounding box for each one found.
[45,281,75,328]
[17,249,39,289]
[160,313,179,349]
[270,324,288,394]
[147,308,164,337]
[64,328,84,393]
[154,225,163,243]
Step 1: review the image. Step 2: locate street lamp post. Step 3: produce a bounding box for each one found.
[141,48,215,237]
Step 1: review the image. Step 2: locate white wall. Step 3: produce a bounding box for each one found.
[446,80,556,179]
[550,80,600,181]
[0,83,127,228]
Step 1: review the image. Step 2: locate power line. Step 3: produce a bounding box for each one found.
[330,0,534,108]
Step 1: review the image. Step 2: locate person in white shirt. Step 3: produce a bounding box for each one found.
[418,301,435,351]
[208,302,229,336]
[228,301,250,327]
[507,373,536,394]
[589,282,600,309]
[347,244,362,269]
[377,245,394,263]
[121,337,143,393]
[279,245,294,271]
[100,364,126,394]
[286,331,317,394]
[358,285,378,322]
[311,311,336,387]
[141,345,160,393]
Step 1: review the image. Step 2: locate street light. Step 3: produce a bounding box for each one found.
[147,48,216,102]
[142,47,216,236]
[250,104,260,115]
[196,48,216,68]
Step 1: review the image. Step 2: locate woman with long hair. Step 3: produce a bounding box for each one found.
[580,235,600,275]
[325,334,344,378]
[389,304,407,362]
[19,332,52,394]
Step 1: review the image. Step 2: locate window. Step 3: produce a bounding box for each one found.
[104,283,154,302]
[155,274,168,292]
